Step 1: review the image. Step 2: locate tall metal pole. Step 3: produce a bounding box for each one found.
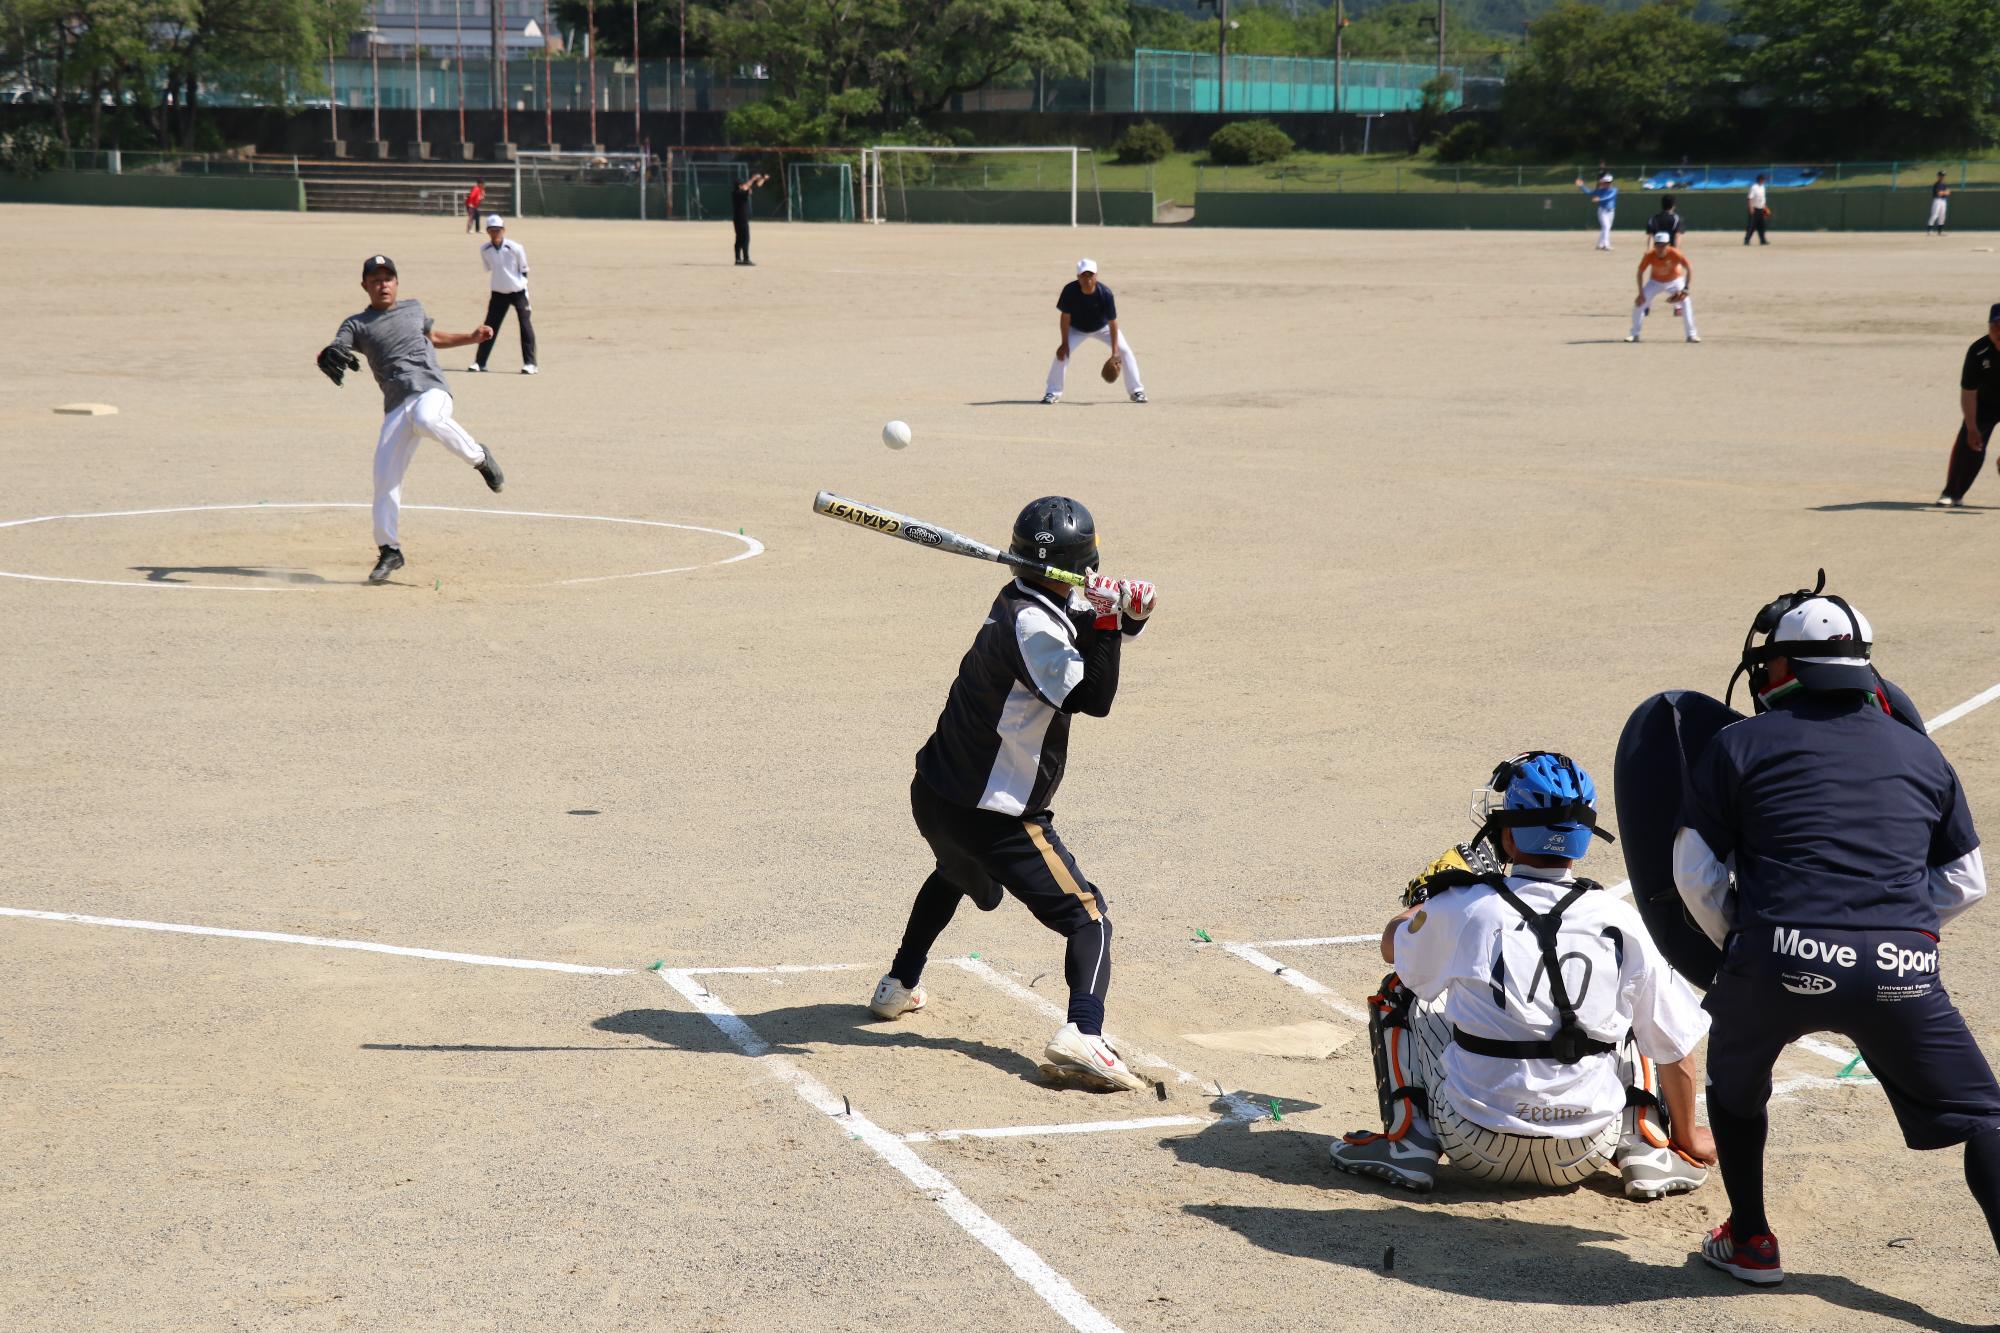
[327,29,339,142]
[498,0,509,143]
[370,9,381,141]
[1218,0,1228,114]
[586,0,597,145]
[677,0,685,146]
[543,0,553,144]
[1333,0,1343,115]
[1436,0,1445,76]
[455,0,465,143]
[413,0,423,145]
[488,0,501,110]
[631,0,641,147]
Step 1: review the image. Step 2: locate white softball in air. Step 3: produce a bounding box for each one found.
[882,420,912,451]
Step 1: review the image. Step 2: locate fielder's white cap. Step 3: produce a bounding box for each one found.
[1076,257,1098,275]
[1772,597,1875,692]
[1652,231,1672,244]
[484,213,505,229]
[1598,173,1613,183]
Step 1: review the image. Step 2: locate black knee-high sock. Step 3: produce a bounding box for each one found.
[1064,917,1111,1035]
[1708,1087,1771,1238]
[1964,1126,2000,1254]
[890,872,964,987]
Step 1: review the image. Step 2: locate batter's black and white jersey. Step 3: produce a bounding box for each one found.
[915,579,1133,816]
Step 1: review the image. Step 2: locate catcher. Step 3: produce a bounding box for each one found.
[1042,258,1146,404]
[1329,751,1716,1198]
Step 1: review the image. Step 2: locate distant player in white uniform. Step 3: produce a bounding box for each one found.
[1576,173,1618,250]
[1043,258,1145,404]
[470,215,537,374]
[1330,752,1716,1198]
[317,254,506,584]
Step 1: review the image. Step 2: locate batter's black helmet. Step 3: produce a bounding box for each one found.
[1010,496,1098,576]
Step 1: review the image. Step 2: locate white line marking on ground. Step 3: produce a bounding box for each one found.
[656,969,1122,1333]
[1929,682,2000,732]
[1244,934,1380,949]
[949,955,1205,1085]
[1218,943,1373,1024]
[902,1114,1208,1144]
[0,906,630,974]
[0,502,763,591]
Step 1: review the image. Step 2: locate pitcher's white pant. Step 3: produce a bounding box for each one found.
[1596,206,1616,250]
[1045,326,1143,398]
[1631,276,1697,339]
[1929,197,1949,229]
[1403,996,1653,1188]
[373,387,486,549]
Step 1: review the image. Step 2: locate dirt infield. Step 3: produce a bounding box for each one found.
[4,205,1998,1331]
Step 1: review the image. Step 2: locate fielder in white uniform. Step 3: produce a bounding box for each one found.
[317,254,506,584]
[1043,258,1145,404]
[1929,173,1952,235]
[1576,173,1618,250]
[1330,752,1715,1198]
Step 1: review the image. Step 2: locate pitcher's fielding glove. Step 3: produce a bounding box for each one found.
[317,344,361,386]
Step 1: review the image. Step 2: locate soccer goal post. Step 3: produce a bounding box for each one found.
[514,150,657,221]
[860,146,1102,227]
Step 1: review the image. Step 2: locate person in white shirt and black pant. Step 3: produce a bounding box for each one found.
[1744,176,1771,246]
[471,214,538,374]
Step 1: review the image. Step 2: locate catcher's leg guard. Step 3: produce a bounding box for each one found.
[1365,973,1430,1140]
[1616,1040,1708,1200]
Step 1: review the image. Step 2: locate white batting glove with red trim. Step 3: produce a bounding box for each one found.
[1118,579,1156,622]
[1084,573,1121,629]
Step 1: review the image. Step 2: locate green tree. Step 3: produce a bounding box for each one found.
[1731,0,2000,148]
[1502,0,1726,153]
[696,0,1126,143]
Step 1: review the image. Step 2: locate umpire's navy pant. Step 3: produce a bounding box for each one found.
[1707,925,2000,1150]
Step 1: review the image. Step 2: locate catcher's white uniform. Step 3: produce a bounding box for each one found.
[1388,867,1708,1183]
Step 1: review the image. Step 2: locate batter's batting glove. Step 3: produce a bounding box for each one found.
[1084,573,1122,630]
[1402,840,1504,908]
[317,344,361,386]
[1118,579,1156,622]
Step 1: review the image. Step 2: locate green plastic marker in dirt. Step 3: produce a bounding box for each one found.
[1838,1053,1867,1079]
[1269,1099,1283,1121]
[1195,929,1212,943]
[647,960,665,971]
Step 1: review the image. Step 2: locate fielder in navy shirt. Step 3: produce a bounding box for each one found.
[1674,586,2000,1287]
[1056,278,1116,333]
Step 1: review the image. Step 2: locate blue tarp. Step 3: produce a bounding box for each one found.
[1638,166,1824,191]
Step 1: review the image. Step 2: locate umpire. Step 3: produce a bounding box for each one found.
[1937,302,2000,507]
[1673,580,2000,1285]
[472,215,537,374]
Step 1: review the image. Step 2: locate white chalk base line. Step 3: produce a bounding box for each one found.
[656,968,1123,1333]
[0,906,628,975]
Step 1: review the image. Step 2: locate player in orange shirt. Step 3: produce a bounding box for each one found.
[1627,232,1700,344]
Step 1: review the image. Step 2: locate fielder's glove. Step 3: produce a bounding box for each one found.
[1101,356,1121,383]
[1402,840,1504,908]
[317,344,361,386]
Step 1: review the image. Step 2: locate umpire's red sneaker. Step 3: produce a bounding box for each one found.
[1701,1222,1783,1285]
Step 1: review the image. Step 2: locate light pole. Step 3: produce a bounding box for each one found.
[1436,0,1446,77]
[413,0,423,147]
[1333,0,1345,114]
[454,0,465,144]
[1196,0,1230,113]
[632,0,641,147]
[587,0,597,146]
[676,0,685,146]
[542,0,553,144]
[368,12,381,142]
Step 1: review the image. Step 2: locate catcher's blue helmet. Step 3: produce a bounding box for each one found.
[1479,752,1613,862]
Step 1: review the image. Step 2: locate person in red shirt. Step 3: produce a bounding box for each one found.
[1627,233,1699,344]
[464,179,485,233]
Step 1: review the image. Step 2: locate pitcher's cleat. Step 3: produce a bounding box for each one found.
[367,545,404,584]
[467,363,486,372]
[1687,334,1702,343]
[1938,493,1961,508]
[1701,1222,1784,1285]
[1040,1023,1148,1092]
[1619,1143,1708,1200]
[475,444,505,493]
[1041,391,1059,404]
[1329,1126,1441,1194]
[867,974,925,1020]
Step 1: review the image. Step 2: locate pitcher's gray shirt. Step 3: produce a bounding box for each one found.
[333,300,449,412]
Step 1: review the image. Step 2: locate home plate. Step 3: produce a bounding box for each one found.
[1181,1020,1354,1059]
[54,403,119,416]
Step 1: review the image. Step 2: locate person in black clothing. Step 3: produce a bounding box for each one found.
[1938,302,2000,506]
[1929,172,1952,235]
[866,496,1160,1093]
[1644,195,1685,247]
[731,172,769,265]
[1674,582,1999,1285]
